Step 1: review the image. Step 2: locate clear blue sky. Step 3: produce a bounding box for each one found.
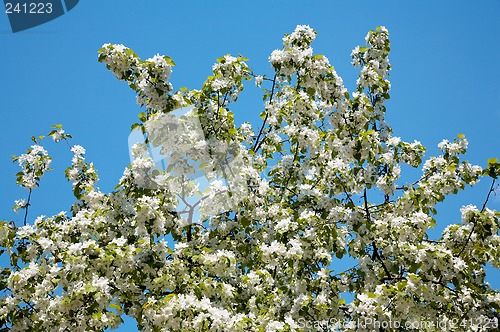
[1,1,499,330]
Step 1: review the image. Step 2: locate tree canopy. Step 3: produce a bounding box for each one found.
[1,25,500,331]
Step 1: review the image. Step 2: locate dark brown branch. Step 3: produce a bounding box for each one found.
[23,188,32,226]
[253,74,277,153]
[457,178,496,258]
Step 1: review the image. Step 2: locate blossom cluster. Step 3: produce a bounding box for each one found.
[12,143,52,189]
[98,44,175,112]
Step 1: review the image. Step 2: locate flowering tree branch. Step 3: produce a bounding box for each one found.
[1,25,499,332]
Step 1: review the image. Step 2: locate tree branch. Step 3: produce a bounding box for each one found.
[457,178,496,258]
[253,74,277,153]
[23,188,32,226]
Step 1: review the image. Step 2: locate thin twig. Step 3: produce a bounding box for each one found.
[253,74,277,153]
[457,178,497,258]
[23,189,32,226]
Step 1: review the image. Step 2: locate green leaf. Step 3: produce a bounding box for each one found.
[306,87,315,97]
[131,123,142,131]
[486,157,499,178]
[336,249,345,259]
[364,129,375,136]
[138,112,147,123]
[109,303,121,310]
[240,217,250,227]
[163,56,176,66]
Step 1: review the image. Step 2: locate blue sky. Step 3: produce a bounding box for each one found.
[1,1,499,330]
